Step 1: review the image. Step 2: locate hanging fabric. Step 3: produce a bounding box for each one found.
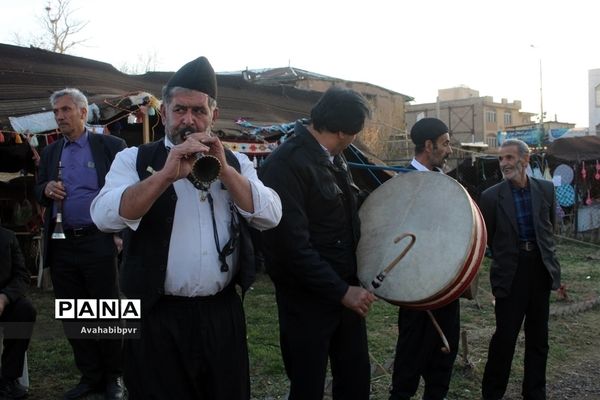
[555,202,565,220]
[543,160,552,181]
[480,159,487,181]
[555,184,575,207]
[532,160,543,179]
[553,164,573,185]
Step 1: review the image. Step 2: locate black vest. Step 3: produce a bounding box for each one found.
[120,140,255,311]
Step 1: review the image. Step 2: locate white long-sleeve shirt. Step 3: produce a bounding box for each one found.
[91,141,282,296]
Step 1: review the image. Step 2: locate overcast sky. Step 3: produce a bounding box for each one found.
[2,0,599,127]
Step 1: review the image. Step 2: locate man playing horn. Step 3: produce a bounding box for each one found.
[91,56,282,399]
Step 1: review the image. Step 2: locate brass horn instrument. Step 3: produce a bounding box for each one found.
[51,161,66,239]
[181,130,221,190]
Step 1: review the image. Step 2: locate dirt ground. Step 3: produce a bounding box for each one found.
[501,350,600,400]
[502,307,600,400]
[547,353,600,400]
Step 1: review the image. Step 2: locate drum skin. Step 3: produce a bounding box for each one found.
[356,172,486,310]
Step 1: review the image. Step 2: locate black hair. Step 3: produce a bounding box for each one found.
[310,87,371,135]
[414,142,426,155]
[414,135,450,155]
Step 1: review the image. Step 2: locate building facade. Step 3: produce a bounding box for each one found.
[243,67,413,161]
[406,86,535,148]
[589,68,600,135]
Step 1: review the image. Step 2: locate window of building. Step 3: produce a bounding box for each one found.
[486,110,496,123]
[503,112,512,126]
[486,136,497,148]
[596,85,600,107]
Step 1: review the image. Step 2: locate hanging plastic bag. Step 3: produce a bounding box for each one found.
[29,134,39,147]
[543,160,552,181]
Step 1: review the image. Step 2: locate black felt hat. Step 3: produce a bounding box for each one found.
[410,118,449,145]
[166,56,217,100]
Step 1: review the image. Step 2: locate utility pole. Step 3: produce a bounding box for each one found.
[531,45,544,124]
[539,57,544,124]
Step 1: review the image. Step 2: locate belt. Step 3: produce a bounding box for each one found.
[63,226,99,238]
[162,285,235,303]
[519,241,538,252]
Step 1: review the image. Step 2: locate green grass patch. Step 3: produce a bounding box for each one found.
[22,240,600,399]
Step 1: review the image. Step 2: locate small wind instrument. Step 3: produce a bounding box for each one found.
[181,130,221,190]
[51,161,66,239]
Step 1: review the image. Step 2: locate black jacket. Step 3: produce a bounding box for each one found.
[479,177,561,297]
[259,122,361,305]
[34,132,126,267]
[0,227,30,302]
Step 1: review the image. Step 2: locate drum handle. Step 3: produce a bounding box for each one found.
[426,310,451,354]
[367,232,451,354]
[370,233,416,290]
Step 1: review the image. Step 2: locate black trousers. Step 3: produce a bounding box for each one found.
[389,299,460,400]
[124,286,250,400]
[49,231,122,386]
[275,288,371,400]
[0,297,36,380]
[482,250,551,400]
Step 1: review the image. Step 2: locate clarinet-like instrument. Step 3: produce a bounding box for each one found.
[51,162,66,239]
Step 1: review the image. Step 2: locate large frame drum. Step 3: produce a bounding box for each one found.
[357,172,486,310]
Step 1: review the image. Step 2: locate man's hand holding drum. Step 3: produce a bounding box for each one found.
[342,286,377,318]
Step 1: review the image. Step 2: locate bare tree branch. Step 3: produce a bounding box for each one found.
[10,0,89,53]
[118,51,161,75]
[43,0,89,53]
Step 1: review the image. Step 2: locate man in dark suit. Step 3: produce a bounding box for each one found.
[479,139,561,400]
[260,87,376,400]
[34,88,126,400]
[0,226,36,399]
[389,118,459,400]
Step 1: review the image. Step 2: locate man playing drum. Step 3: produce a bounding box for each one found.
[389,118,459,400]
[260,87,376,400]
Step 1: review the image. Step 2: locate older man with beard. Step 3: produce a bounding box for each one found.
[91,56,282,399]
[479,139,560,400]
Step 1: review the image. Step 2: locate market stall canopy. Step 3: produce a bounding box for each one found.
[0,43,322,138]
[0,43,393,188]
[546,136,600,162]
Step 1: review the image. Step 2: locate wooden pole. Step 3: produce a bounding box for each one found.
[143,111,150,144]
